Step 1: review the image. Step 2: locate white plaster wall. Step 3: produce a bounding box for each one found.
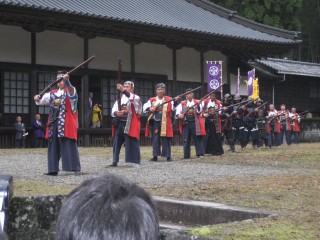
[135,43,172,79]
[37,31,83,66]
[177,47,200,82]
[229,73,248,95]
[89,37,130,72]
[0,24,31,63]
[204,50,227,84]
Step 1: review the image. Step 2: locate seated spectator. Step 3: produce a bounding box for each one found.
[55,174,159,240]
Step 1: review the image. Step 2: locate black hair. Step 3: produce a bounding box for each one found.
[55,174,159,240]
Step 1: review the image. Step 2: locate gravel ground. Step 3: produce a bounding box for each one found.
[0,149,305,189]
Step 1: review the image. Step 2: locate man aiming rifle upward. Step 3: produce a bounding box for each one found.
[34,71,80,176]
[34,57,94,176]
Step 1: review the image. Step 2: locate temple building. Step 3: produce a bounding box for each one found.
[249,58,320,115]
[0,0,300,147]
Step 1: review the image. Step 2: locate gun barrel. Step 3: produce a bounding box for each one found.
[68,56,95,75]
[38,56,95,97]
[178,86,202,98]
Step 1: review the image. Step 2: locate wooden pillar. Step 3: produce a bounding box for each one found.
[30,32,37,123]
[130,43,135,73]
[124,39,141,74]
[172,48,177,96]
[81,37,89,127]
[81,37,90,146]
[22,25,44,129]
[195,48,208,96]
[200,51,204,95]
[76,32,96,129]
[31,32,36,65]
[81,73,89,128]
[167,44,181,96]
[30,71,37,122]
[225,55,231,97]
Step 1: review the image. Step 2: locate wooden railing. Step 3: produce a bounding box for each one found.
[3,118,320,148]
[77,128,182,147]
[0,128,16,148]
[0,127,183,148]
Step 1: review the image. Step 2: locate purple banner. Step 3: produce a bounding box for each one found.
[236,68,240,95]
[207,62,221,92]
[247,69,255,96]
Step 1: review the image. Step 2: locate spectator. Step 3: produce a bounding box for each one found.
[14,116,26,148]
[91,103,102,128]
[86,92,93,127]
[55,174,159,240]
[32,114,45,148]
[98,104,103,127]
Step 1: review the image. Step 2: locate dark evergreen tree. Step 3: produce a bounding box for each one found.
[211,0,302,30]
[300,0,320,62]
[210,0,320,63]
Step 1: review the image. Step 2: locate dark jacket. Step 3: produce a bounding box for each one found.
[14,122,25,140]
[32,120,45,138]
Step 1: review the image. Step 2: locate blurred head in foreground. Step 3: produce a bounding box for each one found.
[55,174,159,240]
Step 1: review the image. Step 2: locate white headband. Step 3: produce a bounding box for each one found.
[124,81,134,87]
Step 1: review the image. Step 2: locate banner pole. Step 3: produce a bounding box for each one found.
[220,62,223,99]
[236,67,239,95]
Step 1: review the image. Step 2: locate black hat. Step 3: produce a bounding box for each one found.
[57,70,67,78]
[185,88,193,92]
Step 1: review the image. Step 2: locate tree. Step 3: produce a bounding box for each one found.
[299,0,320,62]
[210,0,320,63]
[210,0,302,31]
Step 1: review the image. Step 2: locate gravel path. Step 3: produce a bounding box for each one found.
[0,152,305,188]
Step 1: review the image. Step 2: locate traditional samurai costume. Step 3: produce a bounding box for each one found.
[267,109,281,147]
[36,87,81,174]
[111,91,142,165]
[176,99,206,159]
[143,92,175,161]
[202,98,224,156]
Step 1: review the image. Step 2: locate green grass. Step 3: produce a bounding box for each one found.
[189,219,317,240]
[14,179,75,197]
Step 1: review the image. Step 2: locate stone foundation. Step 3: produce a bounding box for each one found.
[7,195,273,239]
[301,118,320,142]
[8,196,63,240]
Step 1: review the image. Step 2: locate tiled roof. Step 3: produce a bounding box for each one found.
[256,58,320,78]
[0,0,299,44]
